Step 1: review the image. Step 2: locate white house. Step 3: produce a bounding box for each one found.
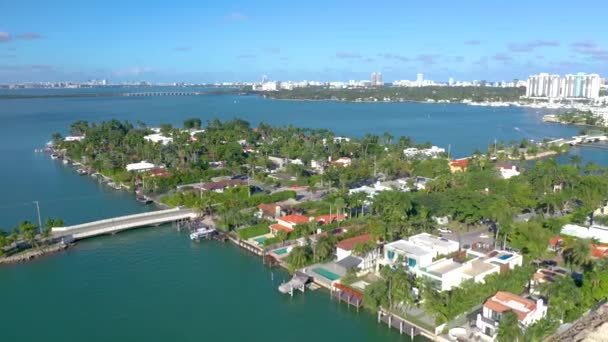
[64,135,85,142]
[476,291,547,339]
[417,249,523,291]
[382,240,435,269]
[561,224,608,243]
[125,161,157,172]
[336,234,373,260]
[144,133,173,145]
[496,163,521,179]
[408,233,460,257]
[403,146,445,159]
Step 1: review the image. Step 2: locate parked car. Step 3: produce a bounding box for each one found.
[437,227,452,234]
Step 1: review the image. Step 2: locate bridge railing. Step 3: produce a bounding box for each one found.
[52,208,193,232]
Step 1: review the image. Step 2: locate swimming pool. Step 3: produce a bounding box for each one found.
[274,247,289,255]
[254,237,267,245]
[314,267,341,281]
[498,254,513,260]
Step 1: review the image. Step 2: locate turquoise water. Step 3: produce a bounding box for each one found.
[0,88,606,341]
[275,247,289,255]
[254,236,268,244]
[314,267,341,281]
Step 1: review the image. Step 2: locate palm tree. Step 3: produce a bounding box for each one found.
[567,238,593,270]
[496,311,523,342]
[570,155,583,169]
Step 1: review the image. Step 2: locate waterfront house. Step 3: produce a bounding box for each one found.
[126,161,157,172]
[336,234,372,260]
[403,146,445,159]
[476,291,547,339]
[416,249,523,291]
[63,135,85,142]
[382,239,435,270]
[408,233,460,257]
[449,158,469,173]
[149,167,170,178]
[270,214,311,234]
[256,203,284,220]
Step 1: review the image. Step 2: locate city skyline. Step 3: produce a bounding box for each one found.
[2,0,608,83]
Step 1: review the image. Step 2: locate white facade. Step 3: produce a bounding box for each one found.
[408,233,460,257]
[382,240,435,270]
[64,135,85,142]
[403,146,445,159]
[144,133,173,145]
[126,161,156,172]
[417,249,523,291]
[527,73,601,100]
[476,292,547,339]
[496,164,521,179]
[561,224,608,243]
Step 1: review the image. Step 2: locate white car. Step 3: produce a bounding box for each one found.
[438,227,452,234]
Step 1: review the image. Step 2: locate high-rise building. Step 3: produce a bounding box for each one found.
[261,75,268,83]
[448,77,454,86]
[416,73,424,87]
[370,72,383,87]
[526,73,601,100]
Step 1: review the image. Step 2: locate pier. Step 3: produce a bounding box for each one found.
[52,208,198,240]
[278,271,310,296]
[377,309,439,340]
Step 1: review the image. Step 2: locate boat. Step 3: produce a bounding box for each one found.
[112,183,123,190]
[76,169,87,175]
[190,227,216,241]
[63,159,70,165]
[136,195,153,204]
[50,154,59,160]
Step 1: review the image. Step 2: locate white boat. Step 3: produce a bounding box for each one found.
[63,159,69,165]
[50,154,59,160]
[190,227,216,241]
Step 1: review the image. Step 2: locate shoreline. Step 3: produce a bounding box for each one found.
[0,242,74,265]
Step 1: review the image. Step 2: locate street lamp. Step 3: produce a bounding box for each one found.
[33,201,42,234]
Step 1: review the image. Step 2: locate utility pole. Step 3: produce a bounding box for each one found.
[33,201,42,234]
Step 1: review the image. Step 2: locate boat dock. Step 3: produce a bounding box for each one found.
[331,283,363,310]
[278,271,310,296]
[377,309,439,341]
[190,227,216,241]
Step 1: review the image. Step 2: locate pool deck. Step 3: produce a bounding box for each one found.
[301,262,347,289]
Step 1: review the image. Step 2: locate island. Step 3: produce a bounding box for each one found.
[6,117,608,341]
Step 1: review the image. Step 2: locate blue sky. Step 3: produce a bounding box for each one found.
[1,0,607,83]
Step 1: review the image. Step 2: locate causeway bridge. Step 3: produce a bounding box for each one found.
[52,208,198,240]
[123,92,206,97]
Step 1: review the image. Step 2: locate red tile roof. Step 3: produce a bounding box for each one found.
[450,158,469,168]
[270,223,294,233]
[279,215,310,225]
[496,163,517,170]
[258,203,280,215]
[337,234,372,251]
[591,244,608,258]
[484,291,537,321]
[549,236,563,247]
[333,283,363,300]
[316,213,347,223]
[149,167,170,178]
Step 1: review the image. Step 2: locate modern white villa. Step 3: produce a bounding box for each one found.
[561,223,608,243]
[381,233,460,270]
[416,249,523,291]
[476,291,547,340]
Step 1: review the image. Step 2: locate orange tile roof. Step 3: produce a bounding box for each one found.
[484,291,537,321]
[270,223,294,233]
[591,244,608,258]
[258,203,280,215]
[278,215,310,225]
[549,236,563,247]
[450,158,469,168]
[334,283,363,300]
[337,234,372,251]
[316,213,347,223]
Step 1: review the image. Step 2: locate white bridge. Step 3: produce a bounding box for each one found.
[52,208,198,240]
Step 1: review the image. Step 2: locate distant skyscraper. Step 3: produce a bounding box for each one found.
[526,73,600,100]
[370,72,383,87]
[416,73,424,87]
[261,75,268,83]
[448,77,454,86]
